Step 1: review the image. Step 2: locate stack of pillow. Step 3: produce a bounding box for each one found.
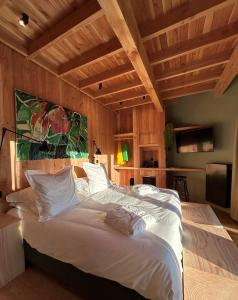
[6,162,111,222]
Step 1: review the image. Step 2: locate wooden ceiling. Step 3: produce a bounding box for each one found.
[0,0,238,112]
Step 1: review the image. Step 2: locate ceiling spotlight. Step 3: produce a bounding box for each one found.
[19,13,29,27]
[99,82,103,90]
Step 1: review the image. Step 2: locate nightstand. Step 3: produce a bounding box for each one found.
[0,214,25,287]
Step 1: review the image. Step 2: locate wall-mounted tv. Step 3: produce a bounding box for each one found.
[176,127,214,153]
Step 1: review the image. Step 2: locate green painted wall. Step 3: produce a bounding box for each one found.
[166,77,238,202]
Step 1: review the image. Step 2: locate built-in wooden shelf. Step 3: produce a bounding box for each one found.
[139,144,160,147]
[161,167,206,172]
[114,132,135,140]
[174,125,202,132]
[114,166,136,170]
[114,166,206,172]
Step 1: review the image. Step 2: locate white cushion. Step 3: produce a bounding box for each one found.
[82,162,111,194]
[25,166,80,222]
[6,187,38,215]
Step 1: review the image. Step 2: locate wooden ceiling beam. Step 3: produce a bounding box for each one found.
[97,88,146,103]
[58,38,122,76]
[158,69,222,92]
[155,52,231,81]
[98,0,163,112]
[0,27,28,56]
[28,0,104,59]
[93,70,222,99]
[78,51,230,90]
[109,81,217,109]
[93,78,143,98]
[0,0,8,9]
[140,0,233,42]
[78,63,135,89]
[112,99,151,111]
[162,81,216,100]
[104,90,147,106]
[150,22,238,66]
[214,42,238,95]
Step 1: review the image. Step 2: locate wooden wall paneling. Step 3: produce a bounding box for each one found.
[132,107,140,184]
[137,104,160,145]
[116,109,133,133]
[119,169,134,186]
[0,42,115,193]
[136,104,166,187]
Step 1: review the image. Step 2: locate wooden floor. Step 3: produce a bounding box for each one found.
[0,208,237,300]
[213,208,238,247]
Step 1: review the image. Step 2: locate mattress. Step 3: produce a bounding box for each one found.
[8,186,183,300]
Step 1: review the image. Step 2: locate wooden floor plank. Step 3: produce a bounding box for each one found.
[182,202,238,300]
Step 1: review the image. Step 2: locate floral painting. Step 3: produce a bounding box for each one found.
[15,89,88,160]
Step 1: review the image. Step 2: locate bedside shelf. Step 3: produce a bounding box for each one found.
[114,132,135,140]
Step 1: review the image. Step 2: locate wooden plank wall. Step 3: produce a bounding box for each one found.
[0,42,115,193]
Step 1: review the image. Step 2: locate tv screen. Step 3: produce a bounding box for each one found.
[176,127,214,153]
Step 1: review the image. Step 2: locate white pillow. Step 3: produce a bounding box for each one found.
[6,187,38,215]
[25,166,80,222]
[74,177,90,196]
[82,162,111,194]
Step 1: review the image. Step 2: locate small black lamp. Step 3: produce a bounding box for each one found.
[0,127,49,152]
[93,140,101,155]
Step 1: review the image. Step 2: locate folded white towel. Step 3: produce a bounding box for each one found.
[105,204,156,236]
[132,184,159,196]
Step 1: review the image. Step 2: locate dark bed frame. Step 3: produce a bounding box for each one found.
[24,240,147,300]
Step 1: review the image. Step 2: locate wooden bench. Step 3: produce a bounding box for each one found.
[182,203,238,300]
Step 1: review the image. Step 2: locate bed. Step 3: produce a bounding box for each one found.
[7,183,183,300]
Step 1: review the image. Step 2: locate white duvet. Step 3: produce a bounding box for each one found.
[9,186,183,300]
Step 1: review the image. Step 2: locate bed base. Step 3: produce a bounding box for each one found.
[23,240,146,300]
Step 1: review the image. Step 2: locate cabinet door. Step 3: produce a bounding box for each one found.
[0,222,25,287]
[206,164,229,207]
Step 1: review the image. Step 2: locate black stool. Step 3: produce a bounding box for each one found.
[173,176,189,202]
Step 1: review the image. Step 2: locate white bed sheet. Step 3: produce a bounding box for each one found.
[8,186,183,300]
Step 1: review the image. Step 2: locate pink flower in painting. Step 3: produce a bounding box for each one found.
[48,106,70,134]
[32,115,49,140]
[31,102,48,126]
[30,102,49,140]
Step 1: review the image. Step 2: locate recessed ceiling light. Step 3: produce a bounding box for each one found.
[19,13,29,27]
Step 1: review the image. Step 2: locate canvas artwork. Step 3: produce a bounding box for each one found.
[15,89,88,160]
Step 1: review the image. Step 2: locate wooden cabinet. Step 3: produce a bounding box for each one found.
[112,105,166,187]
[0,214,25,287]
